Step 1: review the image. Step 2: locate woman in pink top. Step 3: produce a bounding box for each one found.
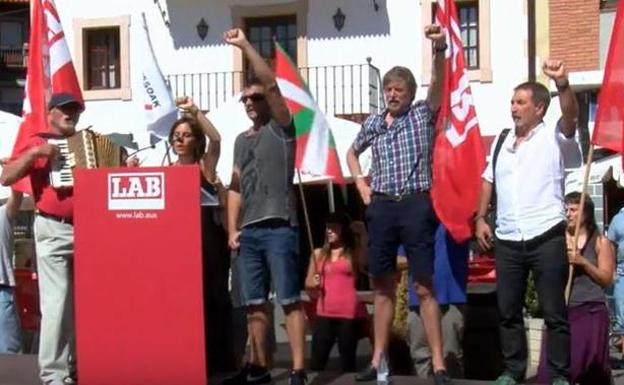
[305,212,368,372]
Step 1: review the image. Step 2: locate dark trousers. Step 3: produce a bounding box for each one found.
[495,223,570,381]
[202,207,235,373]
[310,316,362,372]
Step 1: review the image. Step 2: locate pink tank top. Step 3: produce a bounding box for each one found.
[316,258,367,319]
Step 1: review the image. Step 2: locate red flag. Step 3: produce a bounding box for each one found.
[430,0,486,242]
[591,1,624,156]
[10,0,83,192]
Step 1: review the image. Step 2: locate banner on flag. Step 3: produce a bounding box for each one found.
[274,42,344,183]
[138,13,177,139]
[10,0,83,192]
[591,1,624,154]
[430,0,486,242]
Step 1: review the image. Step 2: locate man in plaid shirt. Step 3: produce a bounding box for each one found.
[347,25,451,385]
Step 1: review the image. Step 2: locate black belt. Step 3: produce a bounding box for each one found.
[37,211,73,225]
[246,218,290,229]
[497,221,565,249]
[371,191,428,202]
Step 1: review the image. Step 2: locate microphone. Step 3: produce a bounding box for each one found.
[127,143,156,158]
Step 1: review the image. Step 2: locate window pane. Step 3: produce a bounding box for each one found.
[469,28,477,45]
[288,24,297,38]
[457,2,479,69]
[249,27,260,42]
[261,40,271,57]
[261,26,271,40]
[0,21,23,46]
[469,7,477,24]
[276,25,286,40]
[468,49,478,68]
[287,39,297,59]
[85,27,120,90]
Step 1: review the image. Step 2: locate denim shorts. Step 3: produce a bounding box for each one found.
[366,192,437,278]
[236,223,301,306]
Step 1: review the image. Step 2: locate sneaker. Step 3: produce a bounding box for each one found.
[494,373,518,385]
[288,369,307,385]
[551,378,569,385]
[222,363,271,385]
[354,365,377,381]
[433,369,453,385]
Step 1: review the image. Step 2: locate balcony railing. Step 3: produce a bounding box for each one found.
[166,59,385,116]
[0,46,26,68]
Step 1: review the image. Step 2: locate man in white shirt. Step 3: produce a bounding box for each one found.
[475,60,580,385]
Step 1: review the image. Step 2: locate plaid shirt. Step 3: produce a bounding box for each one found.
[352,101,434,195]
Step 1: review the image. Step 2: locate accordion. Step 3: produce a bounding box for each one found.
[48,129,124,188]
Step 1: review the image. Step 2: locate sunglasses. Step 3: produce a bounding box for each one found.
[240,93,265,103]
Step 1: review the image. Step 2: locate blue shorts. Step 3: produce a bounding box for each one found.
[236,222,301,306]
[366,192,437,279]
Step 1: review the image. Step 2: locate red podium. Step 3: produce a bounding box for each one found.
[73,166,207,385]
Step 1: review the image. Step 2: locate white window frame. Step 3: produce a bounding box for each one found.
[73,15,131,101]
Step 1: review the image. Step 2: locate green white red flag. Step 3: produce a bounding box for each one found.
[274,42,344,183]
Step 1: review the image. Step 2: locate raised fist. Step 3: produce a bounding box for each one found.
[223,28,248,48]
[542,59,568,85]
[175,96,198,116]
[424,24,446,45]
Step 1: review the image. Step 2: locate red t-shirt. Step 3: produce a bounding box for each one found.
[17,135,74,219]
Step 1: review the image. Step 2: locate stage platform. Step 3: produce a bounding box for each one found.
[3,353,624,385]
[0,354,493,385]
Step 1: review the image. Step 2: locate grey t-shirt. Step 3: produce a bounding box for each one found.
[0,205,15,287]
[234,119,298,228]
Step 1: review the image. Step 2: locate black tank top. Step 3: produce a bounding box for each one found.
[569,231,606,307]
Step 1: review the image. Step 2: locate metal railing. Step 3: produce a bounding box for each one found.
[166,60,384,115]
[0,47,25,68]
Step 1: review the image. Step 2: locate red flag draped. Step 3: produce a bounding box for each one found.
[10,0,83,192]
[430,0,486,242]
[591,1,624,156]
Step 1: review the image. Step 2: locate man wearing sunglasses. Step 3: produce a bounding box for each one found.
[223,28,305,385]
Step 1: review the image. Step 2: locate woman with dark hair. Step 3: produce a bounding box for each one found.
[171,97,234,372]
[305,212,368,372]
[537,191,614,384]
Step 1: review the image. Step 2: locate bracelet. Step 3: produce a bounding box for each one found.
[354,174,366,180]
[434,43,448,53]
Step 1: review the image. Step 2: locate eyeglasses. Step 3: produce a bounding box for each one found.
[240,93,265,103]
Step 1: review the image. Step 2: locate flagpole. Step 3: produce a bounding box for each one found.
[565,144,594,303]
[327,179,335,213]
[296,169,316,272]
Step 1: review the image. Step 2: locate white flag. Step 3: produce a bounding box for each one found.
[138,13,177,139]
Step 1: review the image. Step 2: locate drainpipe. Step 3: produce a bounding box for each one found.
[528,0,536,82]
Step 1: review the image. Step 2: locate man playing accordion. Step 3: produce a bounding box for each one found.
[1,92,83,385]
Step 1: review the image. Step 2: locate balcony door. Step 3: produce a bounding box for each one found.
[244,15,297,82]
